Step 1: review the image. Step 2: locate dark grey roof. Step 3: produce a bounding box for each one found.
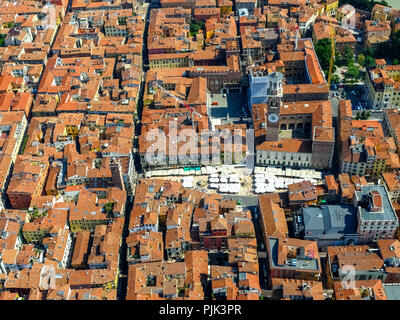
[302,205,358,237]
[303,207,324,235]
[384,284,400,300]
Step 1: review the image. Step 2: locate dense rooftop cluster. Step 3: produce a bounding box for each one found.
[125,179,260,299]
[0,0,141,301]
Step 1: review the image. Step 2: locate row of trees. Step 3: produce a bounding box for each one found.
[355,110,371,120]
[338,0,389,11]
[315,38,334,72]
[356,50,377,68]
[374,31,400,64]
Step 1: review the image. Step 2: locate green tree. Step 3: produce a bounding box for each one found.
[373,30,400,61]
[104,202,115,214]
[335,50,345,67]
[331,74,340,84]
[19,135,28,154]
[189,21,205,36]
[362,47,374,58]
[315,38,333,73]
[394,59,400,65]
[32,207,39,218]
[365,55,376,68]
[361,110,366,120]
[343,45,354,66]
[375,41,391,59]
[391,31,400,61]
[190,24,200,35]
[346,64,360,83]
[357,53,365,66]
[356,110,370,120]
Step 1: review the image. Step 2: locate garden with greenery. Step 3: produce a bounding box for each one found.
[189,21,205,36]
[315,39,361,84]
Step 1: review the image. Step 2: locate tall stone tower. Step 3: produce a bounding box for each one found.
[265,72,283,142]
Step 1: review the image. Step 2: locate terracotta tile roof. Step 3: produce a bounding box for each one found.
[328,245,384,271]
[382,172,400,193]
[334,279,387,300]
[272,278,324,300]
[259,195,288,238]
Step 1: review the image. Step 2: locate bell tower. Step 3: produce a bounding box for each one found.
[266,72,283,141]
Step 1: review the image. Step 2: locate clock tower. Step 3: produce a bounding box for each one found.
[266,72,283,141]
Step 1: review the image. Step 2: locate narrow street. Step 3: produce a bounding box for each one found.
[248,206,270,293]
[117,2,151,299]
[117,199,134,300]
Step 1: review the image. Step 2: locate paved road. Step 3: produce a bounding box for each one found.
[208,93,249,121]
[257,252,267,259]
[330,94,340,118]
[221,195,259,206]
[234,201,270,291]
